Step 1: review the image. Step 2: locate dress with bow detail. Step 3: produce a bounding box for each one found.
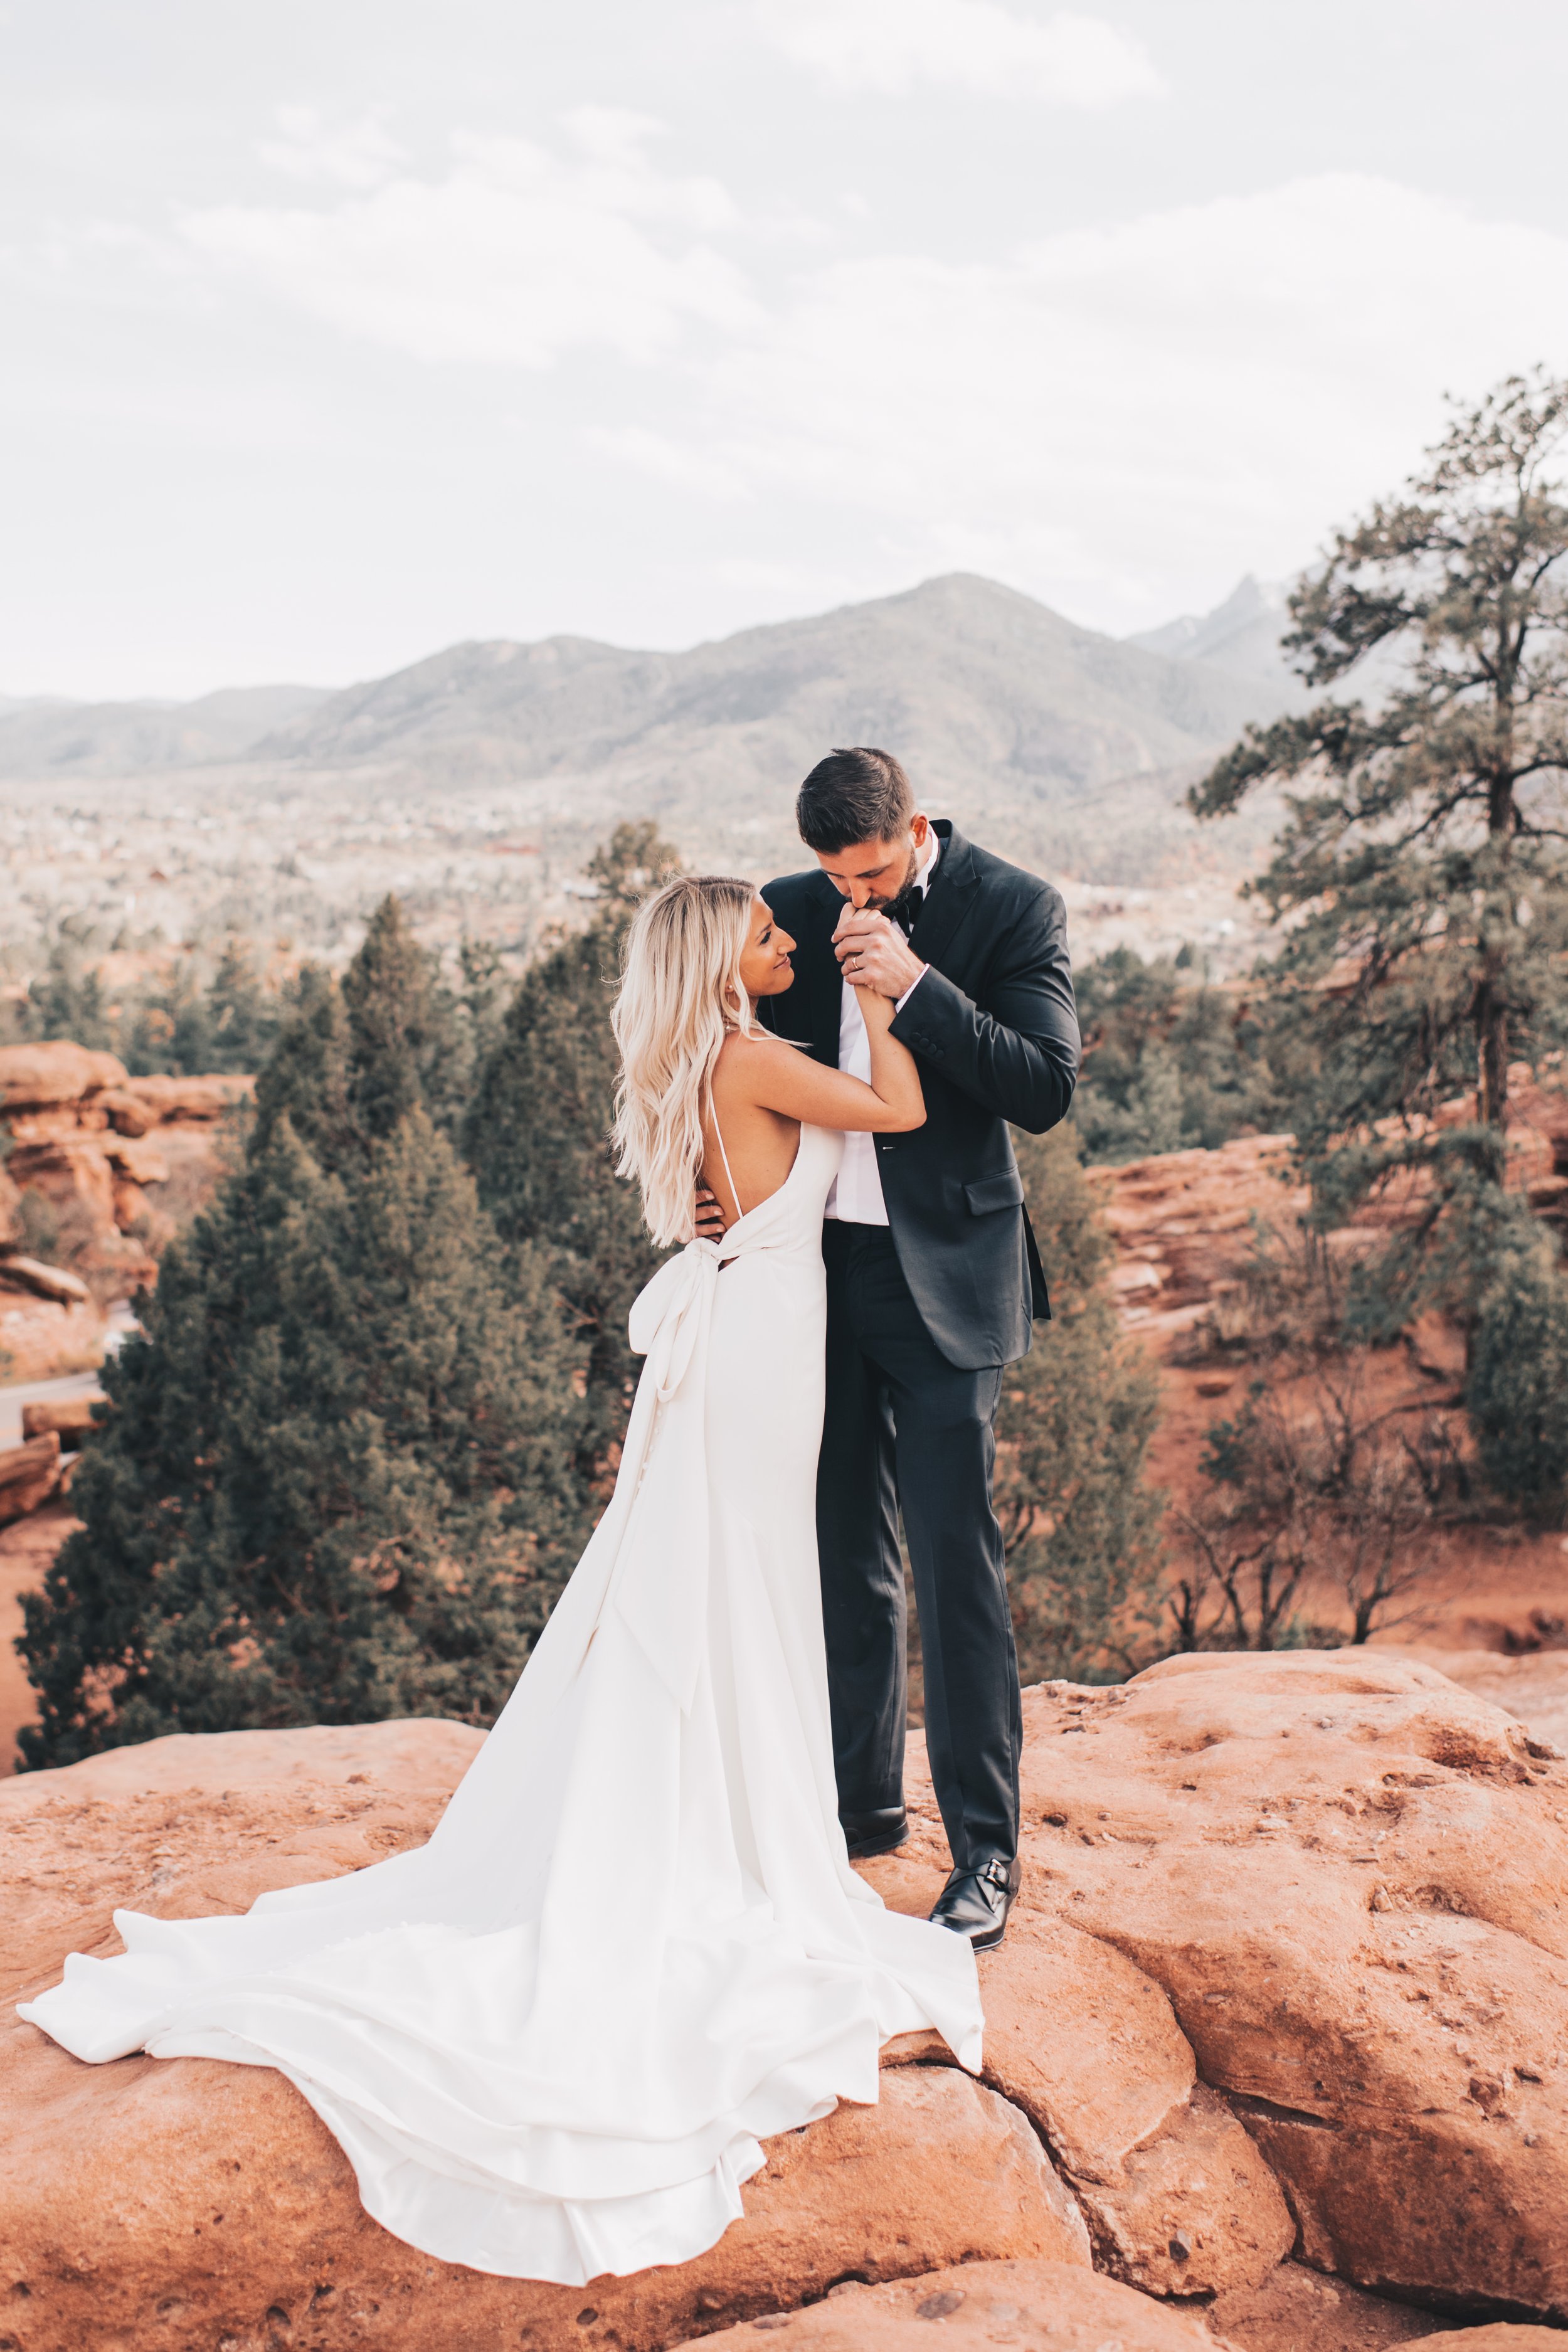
[19,1120,982,2285]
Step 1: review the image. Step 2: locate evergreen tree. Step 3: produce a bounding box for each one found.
[342,894,474,1143]
[25,937,114,1052]
[18,913,586,1767]
[252,964,358,1170]
[1071,948,1293,1164]
[1192,371,1568,1338]
[195,938,280,1073]
[995,1125,1165,1682]
[466,823,683,1488]
[1466,1218,1568,1515]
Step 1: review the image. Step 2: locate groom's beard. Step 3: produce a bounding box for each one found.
[859,843,923,915]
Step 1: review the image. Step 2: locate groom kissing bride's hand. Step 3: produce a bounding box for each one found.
[702,745,1079,1955]
[28,739,1079,2287]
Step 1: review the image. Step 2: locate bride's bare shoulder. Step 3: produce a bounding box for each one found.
[712,1029,804,1096]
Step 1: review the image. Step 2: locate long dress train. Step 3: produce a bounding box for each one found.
[18,1121,983,2285]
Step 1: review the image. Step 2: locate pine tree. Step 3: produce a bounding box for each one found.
[25,937,114,1052]
[342,894,474,1143]
[466,824,683,1488]
[995,1125,1165,1683]
[196,938,280,1073]
[1466,1217,1568,1515]
[252,964,358,1172]
[1191,371,1568,1335]
[18,908,586,1767]
[1071,947,1293,1165]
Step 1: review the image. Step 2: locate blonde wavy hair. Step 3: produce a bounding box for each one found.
[611,874,759,1247]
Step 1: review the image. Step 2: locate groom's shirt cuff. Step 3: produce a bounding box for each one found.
[894,966,928,1014]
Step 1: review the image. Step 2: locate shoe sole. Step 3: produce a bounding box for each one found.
[969,1922,1007,1951]
[844,1826,909,1859]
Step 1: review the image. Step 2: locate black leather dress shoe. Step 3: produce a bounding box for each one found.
[930,1857,1021,1951]
[840,1807,909,1859]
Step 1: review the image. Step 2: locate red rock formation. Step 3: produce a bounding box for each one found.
[0,1500,76,1771]
[6,1653,1567,2341]
[1088,1104,1568,1658]
[1,1716,1086,2348]
[0,1432,61,1525]
[0,1041,132,1108]
[701,2260,1227,2349]
[0,1041,253,1346]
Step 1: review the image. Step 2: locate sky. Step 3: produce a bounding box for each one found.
[8,0,1568,699]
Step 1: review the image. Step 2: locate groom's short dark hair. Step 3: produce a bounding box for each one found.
[796,748,915,852]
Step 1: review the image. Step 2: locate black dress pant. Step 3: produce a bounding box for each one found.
[817,1221,1022,1871]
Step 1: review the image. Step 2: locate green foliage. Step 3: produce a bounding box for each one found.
[342,896,472,1142]
[252,965,358,1172]
[157,938,282,1074]
[1466,1221,1568,1517]
[1190,371,1568,1343]
[995,1125,1165,1682]
[465,823,684,1489]
[18,900,587,1767]
[12,936,116,1053]
[1070,948,1293,1164]
[0,928,283,1075]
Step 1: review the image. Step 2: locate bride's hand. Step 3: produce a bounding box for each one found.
[856,979,896,1029]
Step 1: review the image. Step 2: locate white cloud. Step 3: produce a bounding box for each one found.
[753,0,1160,104]
[181,110,754,369]
[601,174,1568,629]
[169,134,1568,637]
[256,107,407,192]
[583,423,753,501]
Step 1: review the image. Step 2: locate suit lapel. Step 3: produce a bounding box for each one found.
[804,880,845,1066]
[771,872,844,1067]
[909,822,980,976]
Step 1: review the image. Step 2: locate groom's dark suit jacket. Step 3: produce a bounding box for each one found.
[760,822,1080,1370]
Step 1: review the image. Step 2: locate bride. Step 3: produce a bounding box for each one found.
[19,874,983,2288]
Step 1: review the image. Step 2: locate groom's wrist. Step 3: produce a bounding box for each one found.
[894,966,928,1014]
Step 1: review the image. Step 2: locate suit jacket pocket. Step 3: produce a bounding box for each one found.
[963,1168,1025,1216]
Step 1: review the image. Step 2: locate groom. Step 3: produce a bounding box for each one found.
[756,748,1078,1951]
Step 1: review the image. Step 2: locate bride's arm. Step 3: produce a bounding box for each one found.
[730,998,926,1132]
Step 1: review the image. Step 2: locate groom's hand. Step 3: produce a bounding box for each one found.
[694,1185,728,1241]
[832,906,925,999]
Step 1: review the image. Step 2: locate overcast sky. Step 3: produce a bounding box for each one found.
[8,1,1568,698]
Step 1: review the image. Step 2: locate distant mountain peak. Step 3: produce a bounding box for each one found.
[1127,574,1302,699]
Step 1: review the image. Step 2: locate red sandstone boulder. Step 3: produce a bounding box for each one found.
[882,1900,1291,2298]
[8,1657,1568,2339]
[102,1133,171,1186]
[21,1394,104,1444]
[0,1293,107,1382]
[1005,1651,1568,2324]
[2,1724,1087,2352]
[5,1132,120,1229]
[1418,2333,1565,2350]
[699,2259,1227,2349]
[119,1071,253,1123]
[0,1431,61,1526]
[1,2037,1081,2352]
[1209,2260,1457,2348]
[0,1253,92,1305]
[0,1040,128,1108]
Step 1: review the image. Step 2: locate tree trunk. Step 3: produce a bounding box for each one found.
[1476,980,1510,1128]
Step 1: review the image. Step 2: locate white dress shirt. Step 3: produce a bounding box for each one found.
[824,829,940,1224]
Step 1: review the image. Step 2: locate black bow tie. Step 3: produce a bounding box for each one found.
[887,885,923,937]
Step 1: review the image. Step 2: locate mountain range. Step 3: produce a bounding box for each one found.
[0,573,1301,886]
[1128,574,1304,696]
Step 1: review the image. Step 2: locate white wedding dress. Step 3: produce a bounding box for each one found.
[20,1120,982,2286]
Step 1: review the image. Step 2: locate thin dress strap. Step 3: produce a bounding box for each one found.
[706,1088,743,1224]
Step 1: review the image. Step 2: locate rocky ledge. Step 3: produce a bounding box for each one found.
[3,1651,1566,2352]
